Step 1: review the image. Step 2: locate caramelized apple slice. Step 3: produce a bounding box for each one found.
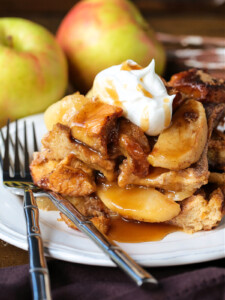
[97,185,180,222]
[44,92,90,131]
[148,99,207,170]
[44,92,123,157]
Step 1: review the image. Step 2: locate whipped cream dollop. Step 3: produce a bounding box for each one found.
[92,59,175,136]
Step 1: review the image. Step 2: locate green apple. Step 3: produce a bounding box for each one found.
[56,0,166,93]
[0,18,68,125]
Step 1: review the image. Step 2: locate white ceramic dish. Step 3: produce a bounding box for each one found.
[0,114,224,267]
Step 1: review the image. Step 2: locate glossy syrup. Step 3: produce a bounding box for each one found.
[137,83,153,98]
[120,61,142,71]
[163,98,171,128]
[37,192,181,243]
[140,106,150,132]
[108,217,180,243]
[105,79,123,107]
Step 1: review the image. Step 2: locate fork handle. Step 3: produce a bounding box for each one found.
[24,189,52,300]
[45,191,158,288]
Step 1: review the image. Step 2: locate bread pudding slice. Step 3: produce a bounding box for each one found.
[168,187,224,233]
[118,145,209,197]
[41,123,117,181]
[31,152,96,196]
[30,70,225,236]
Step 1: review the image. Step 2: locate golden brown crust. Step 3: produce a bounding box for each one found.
[208,130,225,171]
[31,154,96,196]
[48,162,96,197]
[168,188,224,233]
[118,118,150,178]
[169,69,225,104]
[59,194,111,234]
[119,118,150,154]
[118,145,209,194]
[204,103,225,138]
[42,123,117,181]
[67,194,111,217]
[30,154,58,190]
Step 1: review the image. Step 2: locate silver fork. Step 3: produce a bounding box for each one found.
[1,120,52,300]
[1,120,158,288]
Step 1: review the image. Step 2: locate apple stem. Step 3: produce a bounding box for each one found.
[7,35,13,48]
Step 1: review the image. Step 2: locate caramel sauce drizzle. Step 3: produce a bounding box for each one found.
[163,98,171,128]
[140,106,150,132]
[137,84,153,98]
[104,80,123,108]
[121,61,143,71]
[164,98,170,103]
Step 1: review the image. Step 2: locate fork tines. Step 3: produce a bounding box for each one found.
[0,119,38,182]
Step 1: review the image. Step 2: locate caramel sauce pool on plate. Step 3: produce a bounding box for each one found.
[108,218,180,243]
[37,185,181,244]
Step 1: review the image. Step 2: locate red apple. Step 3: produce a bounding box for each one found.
[57,0,166,93]
[0,18,68,125]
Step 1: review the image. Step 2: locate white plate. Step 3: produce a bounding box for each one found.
[0,114,224,267]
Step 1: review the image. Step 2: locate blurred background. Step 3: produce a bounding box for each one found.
[0,0,224,78]
[0,0,224,126]
[0,0,224,36]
